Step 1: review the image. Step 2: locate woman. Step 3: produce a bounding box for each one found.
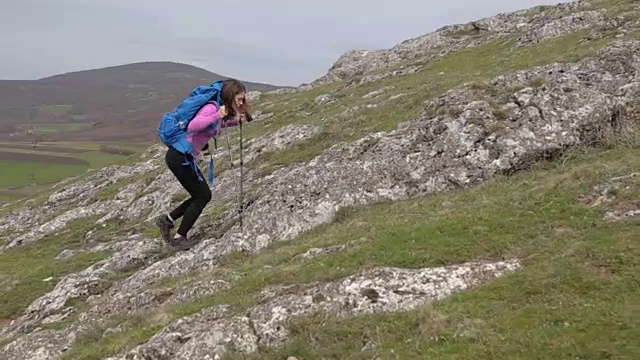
[155,78,249,250]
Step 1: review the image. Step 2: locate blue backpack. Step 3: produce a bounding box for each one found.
[158,80,224,184]
[158,80,224,155]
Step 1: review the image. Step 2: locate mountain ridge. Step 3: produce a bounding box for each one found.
[29,61,283,89]
[0,61,288,142]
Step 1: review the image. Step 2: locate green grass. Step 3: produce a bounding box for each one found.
[26,122,89,134]
[586,0,637,16]
[73,151,134,168]
[58,320,165,360]
[0,217,111,320]
[37,105,73,116]
[0,160,87,189]
[39,141,149,151]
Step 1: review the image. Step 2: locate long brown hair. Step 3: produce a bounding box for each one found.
[221,78,246,119]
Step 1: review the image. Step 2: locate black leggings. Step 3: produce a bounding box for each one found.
[165,146,212,236]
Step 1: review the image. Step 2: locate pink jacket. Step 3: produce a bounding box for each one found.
[186,103,239,157]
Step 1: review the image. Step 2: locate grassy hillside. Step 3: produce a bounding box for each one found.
[198,142,640,360]
[0,0,639,359]
[6,138,637,360]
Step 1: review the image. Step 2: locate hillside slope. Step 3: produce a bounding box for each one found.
[0,61,285,142]
[1,0,639,359]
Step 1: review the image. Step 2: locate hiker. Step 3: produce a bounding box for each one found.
[155,78,250,249]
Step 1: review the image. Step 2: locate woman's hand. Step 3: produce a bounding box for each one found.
[218,105,227,118]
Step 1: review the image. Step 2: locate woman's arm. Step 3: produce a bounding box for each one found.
[187,103,222,132]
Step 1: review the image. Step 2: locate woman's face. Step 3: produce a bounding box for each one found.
[234,92,246,112]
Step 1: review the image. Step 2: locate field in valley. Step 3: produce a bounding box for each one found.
[0,140,149,204]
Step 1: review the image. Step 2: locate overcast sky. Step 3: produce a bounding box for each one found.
[2,0,569,86]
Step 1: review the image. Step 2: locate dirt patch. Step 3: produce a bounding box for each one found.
[98,145,136,156]
[578,173,640,221]
[0,150,89,165]
[604,201,640,221]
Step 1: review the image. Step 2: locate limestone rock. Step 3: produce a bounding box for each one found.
[314,94,335,105]
[249,110,273,122]
[517,10,608,46]
[243,124,323,163]
[362,86,396,99]
[245,90,261,102]
[106,259,521,358]
[0,330,75,360]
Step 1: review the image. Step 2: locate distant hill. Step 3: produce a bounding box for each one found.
[0,61,284,142]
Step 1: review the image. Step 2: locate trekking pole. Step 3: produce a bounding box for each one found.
[223,116,242,231]
[239,113,244,231]
[224,126,233,167]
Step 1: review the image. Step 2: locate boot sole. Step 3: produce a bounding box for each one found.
[169,241,198,251]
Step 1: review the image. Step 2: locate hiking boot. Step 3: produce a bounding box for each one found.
[169,235,199,250]
[155,215,174,243]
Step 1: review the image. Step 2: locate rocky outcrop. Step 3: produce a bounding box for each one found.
[103,259,520,360]
[243,124,323,163]
[516,9,608,46]
[306,0,637,87]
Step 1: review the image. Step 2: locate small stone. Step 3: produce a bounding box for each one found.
[314,94,335,105]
